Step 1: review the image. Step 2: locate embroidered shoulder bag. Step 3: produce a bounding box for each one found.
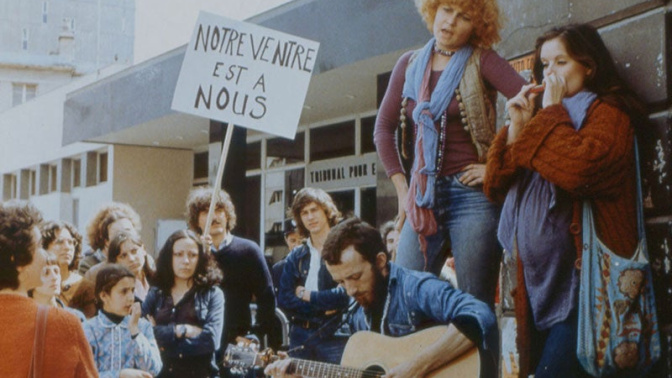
[577,140,661,376]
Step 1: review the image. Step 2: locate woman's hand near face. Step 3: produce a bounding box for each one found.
[128,302,141,336]
[542,73,567,108]
[506,84,539,144]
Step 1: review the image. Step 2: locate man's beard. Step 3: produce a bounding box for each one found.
[367,265,389,311]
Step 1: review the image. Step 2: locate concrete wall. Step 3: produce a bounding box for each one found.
[0,65,124,174]
[0,0,134,70]
[112,144,193,256]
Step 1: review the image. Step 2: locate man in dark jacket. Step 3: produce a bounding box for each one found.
[186,186,276,375]
[277,187,350,364]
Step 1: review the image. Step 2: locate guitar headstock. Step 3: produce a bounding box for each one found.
[222,344,275,374]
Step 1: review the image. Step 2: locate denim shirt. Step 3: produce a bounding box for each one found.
[141,285,224,373]
[278,243,350,323]
[83,311,163,378]
[349,264,498,354]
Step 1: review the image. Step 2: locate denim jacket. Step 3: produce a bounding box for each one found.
[83,311,163,378]
[278,243,350,324]
[141,286,224,372]
[349,264,498,361]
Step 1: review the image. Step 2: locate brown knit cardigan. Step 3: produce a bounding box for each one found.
[484,100,638,377]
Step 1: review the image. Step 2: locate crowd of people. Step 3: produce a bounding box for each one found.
[0,0,656,377]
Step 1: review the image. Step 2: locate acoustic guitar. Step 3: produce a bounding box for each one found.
[223,325,480,377]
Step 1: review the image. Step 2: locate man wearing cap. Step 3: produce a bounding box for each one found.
[271,218,302,298]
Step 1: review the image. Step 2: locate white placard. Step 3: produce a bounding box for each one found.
[307,153,378,191]
[172,11,320,139]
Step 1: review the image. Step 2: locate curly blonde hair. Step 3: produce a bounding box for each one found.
[415,0,502,48]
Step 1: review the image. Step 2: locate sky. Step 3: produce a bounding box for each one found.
[134,0,292,64]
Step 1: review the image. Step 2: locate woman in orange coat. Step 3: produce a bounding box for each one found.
[484,24,647,377]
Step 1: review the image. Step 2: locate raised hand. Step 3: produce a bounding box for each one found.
[541,73,567,108]
[128,302,141,336]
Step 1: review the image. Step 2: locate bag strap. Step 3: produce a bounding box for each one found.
[582,136,647,260]
[634,136,646,246]
[28,305,49,378]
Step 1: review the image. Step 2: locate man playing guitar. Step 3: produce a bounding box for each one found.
[264,218,498,377]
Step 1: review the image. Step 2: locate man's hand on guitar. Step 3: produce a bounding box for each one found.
[382,359,425,378]
[263,352,301,378]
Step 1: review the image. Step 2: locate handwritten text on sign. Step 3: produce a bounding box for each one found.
[172,12,320,139]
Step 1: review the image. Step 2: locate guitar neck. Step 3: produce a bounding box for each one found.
[287,358,380,378]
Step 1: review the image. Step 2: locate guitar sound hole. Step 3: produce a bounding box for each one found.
[363,365,386,376]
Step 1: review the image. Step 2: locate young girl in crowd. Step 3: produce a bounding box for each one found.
[29,254,86,322]
[485,23,647,377]
[84,264,162,378]
[108,231,155,302]
[142,230,224,378]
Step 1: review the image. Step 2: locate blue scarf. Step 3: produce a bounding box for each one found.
[402,38,473,208]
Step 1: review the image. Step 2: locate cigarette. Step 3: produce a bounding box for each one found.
[529,84,545,93]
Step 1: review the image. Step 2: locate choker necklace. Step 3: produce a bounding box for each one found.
[434,43,456,57]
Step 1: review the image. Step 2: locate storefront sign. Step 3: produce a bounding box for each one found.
[509,53,535,73]
[172,11,320,139]
[509,53,535,82]
[307,153,377,191]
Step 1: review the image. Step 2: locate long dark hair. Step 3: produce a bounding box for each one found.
[533,24,647,125]
[108,231,155,283]
[152,230,222,293]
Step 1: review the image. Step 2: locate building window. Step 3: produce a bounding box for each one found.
[267,132,304,168]
[98,152,108,183]
[246,141,261,171]
[12,83,37,106]
[30,170,37,196]
[42,2,48,23]
[63,17,75,32]
[22,27,29,50]
[193,151,208,185]
[3,174,18,201]
[361,116,377,154]
[72,159,81,188]
[72,199,79,228]
[310,121,355,161]
[49,165,57,192]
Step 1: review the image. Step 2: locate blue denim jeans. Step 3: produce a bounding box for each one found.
[535,312,590,378]
[288,326,348,364]
[396,173,502,307]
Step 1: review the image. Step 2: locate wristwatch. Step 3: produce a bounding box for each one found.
[297,288,306,299]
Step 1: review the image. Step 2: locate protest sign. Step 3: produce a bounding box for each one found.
[172,11,320,139]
